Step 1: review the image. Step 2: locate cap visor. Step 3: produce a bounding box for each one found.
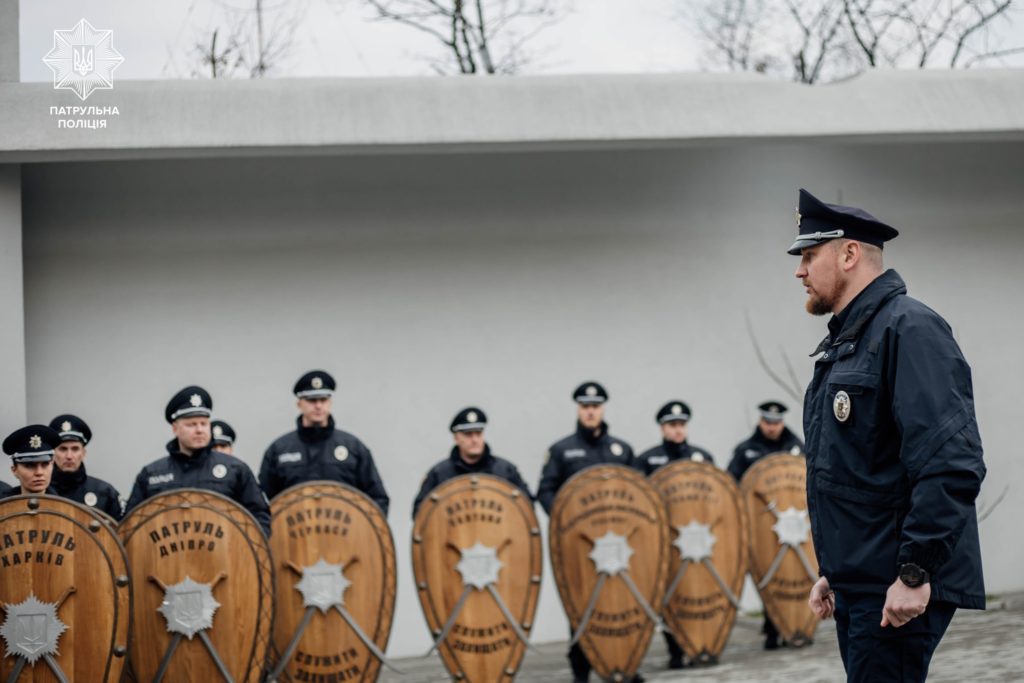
[576,397,606,405]
[12,453,54,463]
[451,424,486,433]
[296,390,333,399]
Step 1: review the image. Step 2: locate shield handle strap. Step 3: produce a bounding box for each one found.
[700,559,741,609]
[618,571,665,632]
[485,584,539,653]
[424,584,474,657]
[265,607,316,683]
[568,573,607,646]
[334,604,405,674]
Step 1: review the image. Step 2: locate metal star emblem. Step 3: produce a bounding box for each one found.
[588,531,634,575]
[157,576,220,639]
[671,404,682,414]
[189,394,202,407]
[466,411,478,423]
[771,507,811,547]
[456,542,503,590]
[61,421,72,433]
[673,521,716,562]
[1,594,67,663]
[796,208,802,227]
[295,559,351,613]
[29,435,42,449]
[42,19,124,101]
[311,376,323,389]
[213,425,223,437]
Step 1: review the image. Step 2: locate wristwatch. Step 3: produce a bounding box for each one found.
[898,563,930,588]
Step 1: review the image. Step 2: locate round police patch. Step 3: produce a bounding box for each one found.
[334,446,349,462]
[212,464,228,479]
[692,453,704,463]
[833,391,851,423]
[610,443,623,457]
[84,492,98,507]
[790,445,801,455]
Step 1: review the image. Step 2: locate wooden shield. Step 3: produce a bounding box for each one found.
[0,494,131,683]
[740,454,820,645]
[119,489,273,683]
[267,481,396,683]
[649,460,748,664]
[412,474,541,683]
[550,465,669,683]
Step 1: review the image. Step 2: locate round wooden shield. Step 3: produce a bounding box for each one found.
[0,494,131,682]
[267,481,396,683]
[649,460,748,664]
[550,465,670,682]
[412,474,541,683]
[740,454,820,645]
[119,488,273,683]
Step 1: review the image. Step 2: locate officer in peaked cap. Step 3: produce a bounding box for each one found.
[259,370,389,514]
[210,420,237,455]
[792,188,985,682]
[48,413,124,519]
[2,425,61,498]
[727,401,804,483]
[727,400,804,650]
[412,407,532,518]
[537,381,642,683]
[123,386,270,534]
[635,401,715,475]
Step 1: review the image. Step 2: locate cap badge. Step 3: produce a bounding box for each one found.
[311,376,323,390]
[61,421,72,433]
[212,464,228,479]
[334,446,349,462]
[833,391,851,423]
[671,404,682,415]
[585,385,597,397]
[213,425,223,437]
[189,394,202,407]
[610,443,623,457]
[466,411,478,423]
[796,207,802,227]
[29,435,42,449]
[84,492,98,507]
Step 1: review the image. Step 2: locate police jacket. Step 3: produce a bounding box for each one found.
[803,270,985,609]
[727,427,804,482]
[52,464,123,520]
[537,421,636,514]
[634,440,714,476]
[0,481,10,497]
[412,445,532,519]
[124,440,271,535]
[259,416,389,516]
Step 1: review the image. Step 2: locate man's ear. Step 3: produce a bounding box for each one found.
[842,240,860,270]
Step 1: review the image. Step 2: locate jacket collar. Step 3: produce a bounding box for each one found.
[576,421,607,445]
[812,269,906,355]
[297,415,335,444]
[448,444,494,473]
[52,462,87,491]
[166,438,211,464]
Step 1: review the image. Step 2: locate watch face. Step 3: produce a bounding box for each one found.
[900,563,924,586]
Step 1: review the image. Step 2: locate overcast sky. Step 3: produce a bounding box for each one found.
[18,0,1024,81]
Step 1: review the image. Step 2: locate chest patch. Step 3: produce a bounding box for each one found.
[212,464,228,479]
[744,449,759,459]
[278,452,302,464]
[84,491,98,507]
[691,453,705,463]
[334,445,349,462]
[564,449,586,459]
[610,443,623,457]
[833,390,852,423]
[149,473,174,486]
[648,455,668,466]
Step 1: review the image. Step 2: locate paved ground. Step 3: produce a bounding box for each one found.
[380,593,1024,682]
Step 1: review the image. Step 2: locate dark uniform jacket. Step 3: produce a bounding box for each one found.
[803,270,985,609]
[0,481,10,497]
[634,440,714,476]
[259,416,389,516]
[537,421,636,514]
[727,427,804,482]
[412,445,532,519]
[0,485,57,499]
[52,464,123,520]
[125,440,271,535]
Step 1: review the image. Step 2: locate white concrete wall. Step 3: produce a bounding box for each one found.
[19,140,1024,654]
[0,165,26,432]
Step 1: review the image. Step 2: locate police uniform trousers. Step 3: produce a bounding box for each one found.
[834,591,956,683]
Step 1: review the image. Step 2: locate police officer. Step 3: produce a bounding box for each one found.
[791,188,985,682]
[48,414,123,519]
[635,401,714,476]
[726,401,803,483]
[259,370,389,515]
[2,425,61,498]
[727,401,804,649]
[537,381,639,683]
[412,407,532,518]
[124,386,271,535]
[210,420,236,455]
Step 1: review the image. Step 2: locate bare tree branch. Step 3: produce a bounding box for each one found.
[978,483,1010,522]
[744,310,805,404]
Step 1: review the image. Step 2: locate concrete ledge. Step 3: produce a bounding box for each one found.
[2,68,1023,162]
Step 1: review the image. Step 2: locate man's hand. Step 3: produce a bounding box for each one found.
[808,576,835,619]
[880,579,930,628]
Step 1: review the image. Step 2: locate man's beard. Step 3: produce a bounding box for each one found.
[805,277,846,316]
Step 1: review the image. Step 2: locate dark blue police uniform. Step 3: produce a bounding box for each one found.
[793,189,985,682]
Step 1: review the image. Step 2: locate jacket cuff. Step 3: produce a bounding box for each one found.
[897,542,950,577]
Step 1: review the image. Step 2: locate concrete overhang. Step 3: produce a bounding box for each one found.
[1,68,1023,162]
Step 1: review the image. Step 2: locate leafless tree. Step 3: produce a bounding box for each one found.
[681,0,1024,84]
[361,0,570,74]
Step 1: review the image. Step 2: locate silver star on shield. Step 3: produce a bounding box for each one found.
[456,542,503,590]
[157,576,220,640]
[588,531,634,575]
[673,520,717,563]
[1,594,68,664]
[772,507,811,546]
[43,19,124,101]
[295,559,351,613]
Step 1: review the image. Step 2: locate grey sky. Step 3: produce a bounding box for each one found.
[18,0,1024,81]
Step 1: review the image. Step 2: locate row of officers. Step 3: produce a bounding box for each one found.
[2,373,803,679]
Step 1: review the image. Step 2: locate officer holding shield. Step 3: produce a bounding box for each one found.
[792,188,985,682]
